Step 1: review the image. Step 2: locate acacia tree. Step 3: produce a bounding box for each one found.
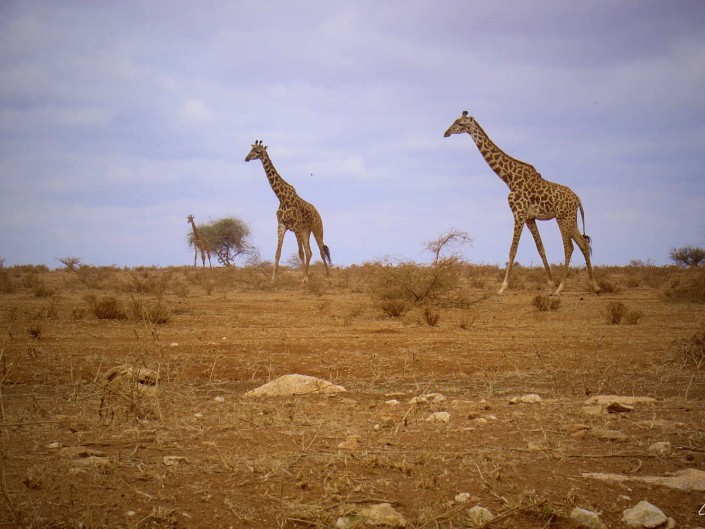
[188,217,258,267]
[670,246,705,267]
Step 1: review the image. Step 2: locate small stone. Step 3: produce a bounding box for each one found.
[357,502,406,527]
[409,393,446,404]
[193,412,204,419]
[426,411,450,423]
[570,507,607,529]
[606,401,634,413]
[648,441,671,457]
[621,500,667,528]
[509,393,542,404]
[455,492,471,503]
[163,456,189,466]
[590,428,628,442]
[214,396,225,403]
[385,399,400,406]
[169,342,179,348]
[467,505,494,525]
[47,442,61,449]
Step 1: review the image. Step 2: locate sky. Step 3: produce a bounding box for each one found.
[1,1,704,269]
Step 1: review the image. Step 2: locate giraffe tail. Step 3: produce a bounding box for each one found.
[578,201,593,255]
[323,245,332,266]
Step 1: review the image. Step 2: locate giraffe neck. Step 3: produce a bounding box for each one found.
[469,121,537,189]
[259,151,297,204]
[190,221,203,240]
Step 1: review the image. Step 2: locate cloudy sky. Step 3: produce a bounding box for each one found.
[1,1,704,269]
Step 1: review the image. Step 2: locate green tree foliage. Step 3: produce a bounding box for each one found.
[188,217,258,267]
[670,246,705,267]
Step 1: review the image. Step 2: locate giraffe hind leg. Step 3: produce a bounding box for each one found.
[553,221,576,296]
[575,231,600,293]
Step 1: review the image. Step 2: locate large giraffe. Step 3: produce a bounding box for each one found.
[187,214,212,268]
[444,111,599,295]
[245,140,331,282]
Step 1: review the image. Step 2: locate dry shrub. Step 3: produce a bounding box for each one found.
[372,230,472,307]
[663,268,705,304]
[91,295,128,320]
[380,298,410,318]
[597,279,620,294]
[0,270,16,293]
[622,309,644,325]
[673,331,705,366]
[604,301,642,325]
[532,295,560,311]
[128,297,171,324]
[422,307,440,327]
[604,301,627,324]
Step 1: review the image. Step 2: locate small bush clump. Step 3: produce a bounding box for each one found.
[128,297,171,324]
[92,295,128,320]
[532,295,560,312]
[672,331,705,367]
[380,298,410,318]
[422,307,440,327]
[596,279,620,294]
[604,301,642,325]
[663,268,705,304]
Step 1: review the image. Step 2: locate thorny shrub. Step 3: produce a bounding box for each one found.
[673,331,705,367]
[532,295,560,311]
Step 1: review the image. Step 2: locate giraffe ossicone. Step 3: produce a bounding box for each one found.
[444,110,599,296]
[245,140,331,283]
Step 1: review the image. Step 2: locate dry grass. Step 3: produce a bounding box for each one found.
[0,263,704,528]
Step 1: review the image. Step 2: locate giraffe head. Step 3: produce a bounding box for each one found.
[187,214,195,223]
[245,140,267,162]
[444,110,475,137]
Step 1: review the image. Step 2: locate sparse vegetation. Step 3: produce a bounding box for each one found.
[1,261,703,527]
[532,295,560,311]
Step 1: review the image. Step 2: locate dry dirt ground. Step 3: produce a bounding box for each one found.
[1,264,704,528]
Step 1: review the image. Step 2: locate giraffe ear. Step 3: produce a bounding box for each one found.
[462,110,468,117]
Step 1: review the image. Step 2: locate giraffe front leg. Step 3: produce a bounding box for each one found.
[272,223,286,282]
[296,231,311,284]
[499,221,524,295]
[526,219,555,290]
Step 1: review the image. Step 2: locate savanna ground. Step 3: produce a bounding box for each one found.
[1,261,704,528]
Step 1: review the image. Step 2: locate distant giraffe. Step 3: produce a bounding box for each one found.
[187,214,212,268]
[245,140,331,282]
[444,111,599,295]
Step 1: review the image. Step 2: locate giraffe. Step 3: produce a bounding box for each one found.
[187,214,212,268]
[245,140,332,283]
[444,111,599,296]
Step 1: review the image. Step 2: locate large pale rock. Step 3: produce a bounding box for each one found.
[621,501,667,528]
[570,507,607,529]
[467,505,494,525]
[509,393,542,404]
[583,468,705,492]
[243,374,346,397]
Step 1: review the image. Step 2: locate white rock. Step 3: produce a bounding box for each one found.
[426,411,450,423]
[570,507,607,529]
[162,456,189,466]
[385,399,400,406]
[648,441,671,457]
[214,396,225,403]
[467,505,494,525]
[244,374,346,397]
[409,393,446,404]
[47,442,61,449]
[584,395,657,407]
[169,342,179,348]
[509,393,542,404]
[454,492,471,503]
[621,501,667,528]
[357,502,407,527]
[193,412,204,419]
